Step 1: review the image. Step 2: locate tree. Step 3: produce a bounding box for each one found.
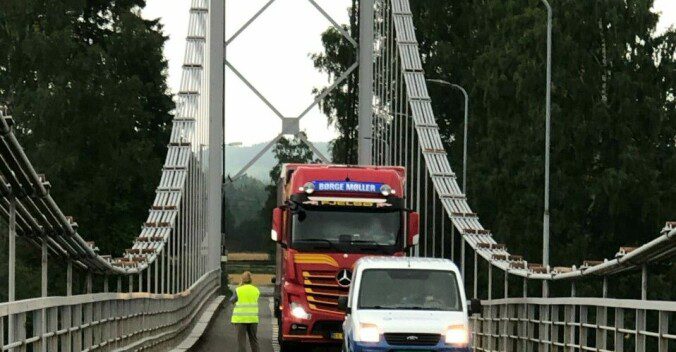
[223,175,268,251]
[411,0,675,270]
[312,0,359,164]
[0,0,173,257]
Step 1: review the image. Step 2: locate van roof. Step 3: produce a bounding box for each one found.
[354,256,460,273]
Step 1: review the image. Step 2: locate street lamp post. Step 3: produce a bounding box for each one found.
[428,79,470,281]
[541,0,553,298]
[426,79,469,194]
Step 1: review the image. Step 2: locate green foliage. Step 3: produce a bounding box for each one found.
[411,0,675,267]
[0,0,173,258]
[315,0,675,296]
[224,175,270,251]
[312,0,359,164]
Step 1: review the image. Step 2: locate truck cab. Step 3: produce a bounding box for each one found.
[339,257,480,352]
[271,164,420,351]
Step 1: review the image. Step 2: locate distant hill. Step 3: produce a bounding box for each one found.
[225,141,330,182]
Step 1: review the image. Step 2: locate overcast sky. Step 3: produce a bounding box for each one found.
[143,0,675,146]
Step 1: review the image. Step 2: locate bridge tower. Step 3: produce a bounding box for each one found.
[207,0,225,273]
[358,0,374,165]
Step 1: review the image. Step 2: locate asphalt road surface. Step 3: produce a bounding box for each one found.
[195,292,340,352]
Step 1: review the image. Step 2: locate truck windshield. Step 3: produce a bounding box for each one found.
[358,269,462,311]
[291,207,403,254]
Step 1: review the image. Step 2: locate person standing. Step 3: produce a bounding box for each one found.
[230,271,260,352]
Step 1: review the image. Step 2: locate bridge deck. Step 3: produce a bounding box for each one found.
[197,288,341,352]
[197,296,275,352]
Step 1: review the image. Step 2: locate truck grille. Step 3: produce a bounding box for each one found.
[384,333,441,346]
[302,270,349,314]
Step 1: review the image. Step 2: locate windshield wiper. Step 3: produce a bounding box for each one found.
[391,306,446,311]
[348,239,381,246]
[296,239,339,251]
[362,305,399,310]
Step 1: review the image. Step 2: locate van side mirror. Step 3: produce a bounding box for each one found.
[271,207,283,243]
[468,298,482,315]
[337,296,349,313]
[407,212,420,247]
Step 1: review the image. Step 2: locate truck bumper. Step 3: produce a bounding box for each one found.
[280,319,343,345]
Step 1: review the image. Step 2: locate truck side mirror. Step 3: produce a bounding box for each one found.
[407,212,420,247]
[271,207,283,243]
[337,296,349,313]
[468,298,482,315]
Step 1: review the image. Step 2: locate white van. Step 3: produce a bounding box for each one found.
[338,257,480,352]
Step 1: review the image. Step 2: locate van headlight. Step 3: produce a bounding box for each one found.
[356,323,381,343]
[445,325,469,346]
[290,302,311,320]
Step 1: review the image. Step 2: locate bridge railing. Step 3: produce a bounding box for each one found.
[473,297,675,352]
[0,270,219,352]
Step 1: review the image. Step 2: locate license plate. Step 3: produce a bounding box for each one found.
[330,332,343,340]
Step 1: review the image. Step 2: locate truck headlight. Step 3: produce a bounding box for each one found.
[300,182,315,194]
[290,302,311,320]
[380,184,395,196]
[356,323,381,343]
[445,325,468,346]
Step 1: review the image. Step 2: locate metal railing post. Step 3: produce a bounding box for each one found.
[461,237,465,280]
[641,264,647,300]
[658,311,668,352]
[41,238,48,352]
[474,251,478,299]
[41,238,48,296]
[154,257,159,293]
[614,308,624,352]
[541,0,553,298]
[504,271,509,298]
[67,259,73,296]
[487,261,492,300]
[7,195,16,346]
[86,272,93,294]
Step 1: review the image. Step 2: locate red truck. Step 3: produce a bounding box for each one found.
[271,164,419,350]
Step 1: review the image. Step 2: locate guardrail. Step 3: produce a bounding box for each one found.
[0,270,219,352]
[471,297,674,352]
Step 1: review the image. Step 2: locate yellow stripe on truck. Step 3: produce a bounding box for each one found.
[294,254,339,267]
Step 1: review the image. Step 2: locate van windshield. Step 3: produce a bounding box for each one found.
[358,269,462,311]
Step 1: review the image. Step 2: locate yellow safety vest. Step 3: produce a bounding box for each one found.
[231,284,260,324]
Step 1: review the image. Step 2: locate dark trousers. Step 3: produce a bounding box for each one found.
[236,323,259,352]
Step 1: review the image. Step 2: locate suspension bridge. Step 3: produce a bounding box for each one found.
[0,0,673,351]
